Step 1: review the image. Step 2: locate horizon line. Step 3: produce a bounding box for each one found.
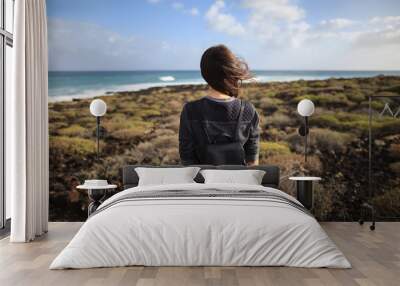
[48,69,400,72]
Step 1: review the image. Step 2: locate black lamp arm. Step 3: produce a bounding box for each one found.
[304,116,308,163]
[96,116,100,160]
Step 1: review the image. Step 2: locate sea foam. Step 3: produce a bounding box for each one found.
[159,76,175,82]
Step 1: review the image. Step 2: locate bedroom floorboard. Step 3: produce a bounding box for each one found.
[0,222,399,286]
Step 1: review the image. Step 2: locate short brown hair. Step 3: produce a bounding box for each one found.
[200,45,252,98]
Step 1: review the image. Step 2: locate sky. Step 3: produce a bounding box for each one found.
[47,0,400,71]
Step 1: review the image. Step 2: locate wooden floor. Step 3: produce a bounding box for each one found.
[0,222,399,286]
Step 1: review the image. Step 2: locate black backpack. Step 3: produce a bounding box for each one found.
[196,100,246,165]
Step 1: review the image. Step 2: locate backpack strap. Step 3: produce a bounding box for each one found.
[235,100,244,141]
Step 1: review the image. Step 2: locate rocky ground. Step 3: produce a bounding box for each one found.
[49,76,400,221]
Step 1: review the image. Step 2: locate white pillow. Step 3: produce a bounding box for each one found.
[200,169,266,185]
[135,167,200,186]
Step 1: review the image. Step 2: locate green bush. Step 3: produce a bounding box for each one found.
[311,128,355,153]
[50,136,96,156]
[111,128,147,140]
[293,93,352,107]
[259,141,291,158]
[345,91,365,103]
[372,188,400,217]
[389,144,400,159]
[58,124,88,137]
[268,113,294,127]
[382,85,400,94]
[103,115,153,135]
[310,112,397,133]
[389,162,400,174]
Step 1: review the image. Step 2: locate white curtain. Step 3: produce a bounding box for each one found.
[8,0,49,242]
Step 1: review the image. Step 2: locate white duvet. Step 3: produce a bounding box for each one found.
[50,183,351,269]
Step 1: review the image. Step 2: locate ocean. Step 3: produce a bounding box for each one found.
[48,70,400,102]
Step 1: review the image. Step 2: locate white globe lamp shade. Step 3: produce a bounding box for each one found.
[90,99,107,117]
[297,99,315,117]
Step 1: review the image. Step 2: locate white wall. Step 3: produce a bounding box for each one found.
[5,44,13,220]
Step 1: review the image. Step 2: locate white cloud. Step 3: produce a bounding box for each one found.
[205,0,308,46]
[320,18,356,29]
[49,2,400,71]
[370,16,400,25]
[147,0,160,4]
[203,0,400,69]
[205,0,400,49]
[48,19,201,70]
[243,0,304,22]
[244,0,308,47]
[171,2,199,17]
[353,17,400,48]
[205,0,245,36]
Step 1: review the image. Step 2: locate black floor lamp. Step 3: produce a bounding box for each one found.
[297,99,315,163]
[90,99,107,159]
[289,99,319,211]
[359,95,400,231]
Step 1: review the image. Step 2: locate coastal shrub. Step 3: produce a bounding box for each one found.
[49,136,96,156]
[115,101,140,114]
[374,120,400,137]
[311,128,355,153]
[166,100,184,114]
[47,77,400,221]
[257,97,279,114]
[345,91,365,103]
[152,128,176,139]
[263,153,322,195]
[389,162,400,174]
[49,122,69,135]
[285,131,305,153]
[162,115,180,132]
[138,107,162,118]
[308,81,327,88]
[310,112,375,132]
[293,93,352,108]
[58,124,88,137]
[375,91,399,98]
[85,155,127,185]
[342,81,360,89]
[382,85,400,94]
[49,110,66,122]
[265,127,291,142]
[152,134,178,150]
[77,116,97,127]
[389,144,400,159]
[103,115,153,135]
[161,148,180,164]
[372,188,400,217]
[313,183,334,221]
[267,113,294,127]
[306,86,345,95]
[259,141,291,159]
[135,142,160,164]
[360,100,386,111]
[111,128,147,140]
[63,109,84,121]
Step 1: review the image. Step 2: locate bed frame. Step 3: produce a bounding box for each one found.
[122,165,280,189]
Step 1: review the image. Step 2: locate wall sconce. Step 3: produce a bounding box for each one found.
[297,99,315,163]
[90,99,107,159]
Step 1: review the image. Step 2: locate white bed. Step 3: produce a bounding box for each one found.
[50,183,351,269]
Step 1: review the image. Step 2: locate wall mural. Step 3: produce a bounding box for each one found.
[48,76,400,221]
[47,1,400,221]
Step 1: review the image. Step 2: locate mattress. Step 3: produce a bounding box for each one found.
[50,183,351,269]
